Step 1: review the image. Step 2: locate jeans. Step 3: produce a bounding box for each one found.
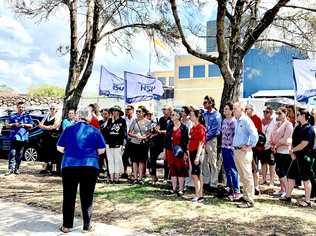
[222,148,240,193]
[8,140,26,171]
[62,167,98,230]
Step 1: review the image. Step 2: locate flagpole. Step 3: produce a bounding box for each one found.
[148,36,152,75]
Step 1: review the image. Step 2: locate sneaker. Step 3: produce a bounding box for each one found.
[197,197,204,203]
[177,191,184,197]
[233,193,243,201]
[279,196,292,203]
[14,169,20,175]
[5,170,13,176]
[192,196,199,202]
[237,201,254,208]
[273,191,284,197]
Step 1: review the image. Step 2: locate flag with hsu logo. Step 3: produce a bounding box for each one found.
[124,71,164,104]
[99,66,124,99]
[293,59,316,102]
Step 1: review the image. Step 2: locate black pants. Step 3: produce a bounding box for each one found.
[62,167,98,230]
[149,145,162,177]
[122,142,131,171]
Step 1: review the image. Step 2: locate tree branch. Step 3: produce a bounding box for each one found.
[241,0,290,56]
[169,0,218,64]
[283,5,316,13]
[256,38,316,52]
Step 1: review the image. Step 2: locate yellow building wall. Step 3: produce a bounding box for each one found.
[174,54,223,109]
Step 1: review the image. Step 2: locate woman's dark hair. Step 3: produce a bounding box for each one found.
[173,109,182,121]
[88,103,100,116]
[278,107,288,115]
[138,105,148,116]
[225,102,234,111]
[192,109,205,126]
[298,108,311,122]
[182,106,190,115]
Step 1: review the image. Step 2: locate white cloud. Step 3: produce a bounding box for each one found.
[246,67,262,80]
[0,16,33,44]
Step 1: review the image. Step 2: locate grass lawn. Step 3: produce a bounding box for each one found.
[0,159,316,235]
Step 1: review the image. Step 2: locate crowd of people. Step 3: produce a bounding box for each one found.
[4,97,316,232]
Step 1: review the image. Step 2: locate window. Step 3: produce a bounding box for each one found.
[157,77,167,86]
[178,66,190,79]
[208,64,221,77]
[193,65,205,78]
[169,77,175,86]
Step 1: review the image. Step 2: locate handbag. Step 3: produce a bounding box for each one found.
[135,119,149,146]
[172,145,184,158]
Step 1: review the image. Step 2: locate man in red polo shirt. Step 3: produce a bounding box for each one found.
[245,104,262,195]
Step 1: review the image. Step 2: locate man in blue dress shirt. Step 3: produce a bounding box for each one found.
[233,102,258,208]
[6,101,33,175]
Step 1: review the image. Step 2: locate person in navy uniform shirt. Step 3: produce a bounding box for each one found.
[57,107,106,233]
[5,101,33,175]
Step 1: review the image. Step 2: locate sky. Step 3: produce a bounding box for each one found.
[0,1,217,95]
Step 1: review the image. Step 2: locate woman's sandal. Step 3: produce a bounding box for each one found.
[59,226,70,233]
[82,224,95,233]
[298,200,312,208]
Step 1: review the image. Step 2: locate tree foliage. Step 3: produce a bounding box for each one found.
[27,84,64,97]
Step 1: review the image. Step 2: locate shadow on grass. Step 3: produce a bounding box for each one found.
[150,215,316,235]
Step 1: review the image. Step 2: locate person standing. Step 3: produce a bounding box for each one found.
[221,102,241,201]
[61,108,76,131]
[103,106,126,183]
[188,109,206,202]
[128,106,151,183]
[39,103,61,174]
[121,105,135,178]
[232,102,258,208]
[87,103,100,129]
[280,109,315,207]
[57,107,106,233]
[270,107,293,198]
[5,101,33,175]
[261,106,276,186]
[203,96,221,190]
[165,109,189,195]
[155,105,172,181]
[245,104,262,195]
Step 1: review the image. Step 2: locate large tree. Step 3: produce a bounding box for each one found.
[164,0,316,111]
[11,0,178,117]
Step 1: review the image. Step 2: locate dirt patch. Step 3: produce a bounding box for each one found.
[0,160,316,235]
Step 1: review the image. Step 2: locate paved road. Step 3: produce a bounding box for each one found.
[0,200,152,236]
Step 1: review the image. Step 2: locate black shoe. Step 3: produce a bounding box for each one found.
[237,201,254,208]
[279,196,292,203]
[14,169,20,175]
[121,173,128,179]
[255,188,260,196]
[5,170,13,176]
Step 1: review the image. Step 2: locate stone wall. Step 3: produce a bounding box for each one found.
[0,96,62,108]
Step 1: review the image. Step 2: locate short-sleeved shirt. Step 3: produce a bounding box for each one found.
[250,114,262,132]
[62,118,75,131]
[57,121,106,169]
[292,123,315,157]
[128,119,151,144]
[188,123,206,151]
[9,113,33,141]
[221,118,236,149]
[103,117,127,147]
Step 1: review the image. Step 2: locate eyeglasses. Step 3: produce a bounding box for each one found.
[136,110,142,113]
[50,107,56,110]
[161,108,166,111]
[263,110,270,114]
[203,101,208,105]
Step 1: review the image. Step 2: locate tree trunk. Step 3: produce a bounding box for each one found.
[219,73,242,113]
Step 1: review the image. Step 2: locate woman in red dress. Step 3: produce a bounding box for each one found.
[165,109,189,196]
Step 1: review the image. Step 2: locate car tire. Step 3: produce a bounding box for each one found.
[24,147,38,162]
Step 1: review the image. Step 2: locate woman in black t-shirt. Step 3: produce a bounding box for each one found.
[280,109,315,207]
[103,106,126,183]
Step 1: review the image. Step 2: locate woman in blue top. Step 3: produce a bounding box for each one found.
[57,107,106,233]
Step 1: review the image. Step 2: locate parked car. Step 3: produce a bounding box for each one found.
[0,109,50,162]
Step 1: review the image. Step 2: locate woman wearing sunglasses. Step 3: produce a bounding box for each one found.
[128,106,151,183]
